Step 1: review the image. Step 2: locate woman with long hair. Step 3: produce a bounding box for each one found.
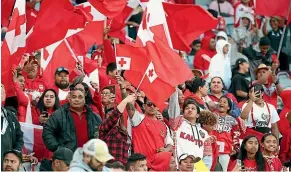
[261,133,282,171]
[32,89,60,125]
[230,135,266,171]
[212,96,241,171]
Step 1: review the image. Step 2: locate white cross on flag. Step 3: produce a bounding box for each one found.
[116,56,131,70]
[146,62,158,83]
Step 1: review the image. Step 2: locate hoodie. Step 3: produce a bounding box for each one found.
[232,12,263,47]
[69,148,93,172]
[193,36,216,74]
[208,40,232,89]
[150,152,172,171]
[69,148,110,172]
[278,90,291,136]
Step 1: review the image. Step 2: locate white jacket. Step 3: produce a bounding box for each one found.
[208,39,232,89]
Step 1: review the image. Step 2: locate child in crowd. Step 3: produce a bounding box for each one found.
[198,111,219,171]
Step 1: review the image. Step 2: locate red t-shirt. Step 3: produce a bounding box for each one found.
[70,108,89,147]
[131,115,167,168]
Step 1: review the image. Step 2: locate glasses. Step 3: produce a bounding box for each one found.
[146,102,156,107]
[101,92,111,96]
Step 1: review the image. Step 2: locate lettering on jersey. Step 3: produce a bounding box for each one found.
[215,115,237,133]
[180,132,203,146]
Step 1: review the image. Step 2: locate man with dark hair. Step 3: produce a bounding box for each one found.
[229,58,251,102]
[125,153,147,171]
[40,147,74,171]
[1,84,24,159]
[2,150,23,171]
[53,67,70,104]
[242,37,275,80]
[105,161,125,171]
[42,87,102,152]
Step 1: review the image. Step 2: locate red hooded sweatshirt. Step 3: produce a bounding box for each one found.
[150,152,172,171]
[278,90,291,136]
[279,127,291,164]
[193,36,216,74]
[13,81,31,122]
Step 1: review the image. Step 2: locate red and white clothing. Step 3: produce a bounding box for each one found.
[13,82,32,123]
[262,83,278,109]
[234,2,254,26]
[242,102,279,129]
[242,102,279,140]
[23,73,48,99]
[176,117,209,159]
[213,114,240,155]
[130,111,173,168]
[51,85,70,105]
[264,155,283,171]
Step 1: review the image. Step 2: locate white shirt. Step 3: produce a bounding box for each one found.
[176,119,209,159]
[242,102,280,128]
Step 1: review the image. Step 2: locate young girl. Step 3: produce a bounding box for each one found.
[198,111,219,171]
[261,133,282,171]
[230,135,266,171]
[213,96,241,171]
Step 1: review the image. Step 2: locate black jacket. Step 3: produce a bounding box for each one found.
[39,159,53,171]
[1,107,23,158]
[42,103,102,152]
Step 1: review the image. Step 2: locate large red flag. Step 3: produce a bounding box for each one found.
[136,0,193,87]
[1,0,16,27]
[26,3,38,33]
[116,44,175,108]
[88,0,127,18]
[255,0,291,24]
[1,0,26,97]
[163,3,218,52]
[26,0,92,53]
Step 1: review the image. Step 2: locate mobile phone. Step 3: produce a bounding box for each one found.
[254,84,262,98]
[42,111,48,118]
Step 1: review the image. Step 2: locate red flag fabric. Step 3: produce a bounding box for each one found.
[162,3,218,52]
[26,0,91,53]
[26,4,38,33]
[255,0,291,24]
[1,0,15,27]
[116,44,175,108]
[20,122,52,160]
[41,41,77,86]
[1,0,26,97]
[88,0,127,18]
[136,0,193,87]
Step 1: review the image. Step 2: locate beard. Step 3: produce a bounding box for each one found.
[55,81,69,90]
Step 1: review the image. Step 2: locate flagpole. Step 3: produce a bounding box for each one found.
[63,38,79,63]
[277,0,291,58]
[134,61,152,93]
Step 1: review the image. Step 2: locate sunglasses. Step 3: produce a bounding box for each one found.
[56,67,68,72]
[146,102,156,107]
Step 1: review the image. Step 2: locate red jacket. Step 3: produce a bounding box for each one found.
[31,108,55,125]
[23,73,48,96]
[278,90,291,136]
[193,36,216,74]
[13,82,31,122]
[279,127,291,164]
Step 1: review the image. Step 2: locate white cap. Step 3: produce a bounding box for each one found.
[83,139,114,163]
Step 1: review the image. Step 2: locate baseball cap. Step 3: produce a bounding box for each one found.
[55,67,69,75]
[83,139,114,163]
[259,37,271,46]
[3,150,23,163]
[178,153,200,163]
[53,147,74,165]
[234,58,248,70]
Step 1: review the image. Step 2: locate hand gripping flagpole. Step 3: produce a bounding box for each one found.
[277,0,291,58]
